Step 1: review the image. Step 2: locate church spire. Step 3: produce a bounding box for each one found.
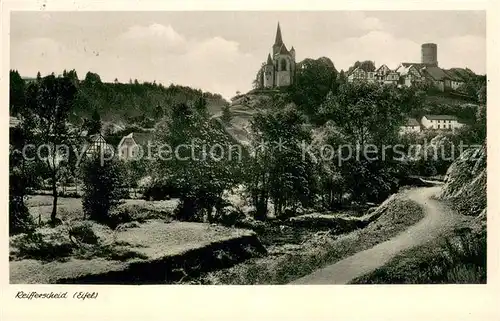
[274,22,283,46]
[267,53,273,65]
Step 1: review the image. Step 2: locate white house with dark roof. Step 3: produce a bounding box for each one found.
[117,132,154,161]
[399,118,421,134]
[421,115,463,130]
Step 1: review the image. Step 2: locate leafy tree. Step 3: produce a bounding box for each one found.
[288,57,338,119]
[9,125,39,234]
[347,60,376,74]
[84,71,102,86]
[153,102,242,221]
[247,104,315,219]
[81,153,124,223]
[319,82,415,202]
[24,74,78,224]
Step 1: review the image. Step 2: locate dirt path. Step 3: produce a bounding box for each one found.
[290,186,463,284]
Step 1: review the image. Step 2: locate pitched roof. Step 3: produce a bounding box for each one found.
[266,53,273,65]
[443,69,464,82]
[423,115,458,121]
[376,64,391,73]
[449,67,475,80]
[421,66,450,81]
[396,65,411,76]
[278,43,289,55]
[401,62,428,69]
[290,46,295,52]
[404,118,420,127]
[347,66,364,77]
[132,132,154,146]
[444,69,469,81]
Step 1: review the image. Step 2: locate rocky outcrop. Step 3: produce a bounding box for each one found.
[438,144,486,217]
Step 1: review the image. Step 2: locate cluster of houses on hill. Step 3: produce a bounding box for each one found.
[399,115,465,135]
[347,43,475,93]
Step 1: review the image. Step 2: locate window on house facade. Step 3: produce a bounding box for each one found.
[437,125,440,129]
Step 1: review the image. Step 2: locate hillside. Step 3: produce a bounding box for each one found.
[438,144,486,219]
[11,70,230,127]
[72,79,229,124]
[214,90,287,146]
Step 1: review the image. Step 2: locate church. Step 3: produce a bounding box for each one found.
[256,23,296,89]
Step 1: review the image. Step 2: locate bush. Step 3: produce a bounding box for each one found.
[11,229,74,261]
[9,196,35,235]
[212,206,246,227]
[80,154,124,226]
[68,221,100,245]
[106,207,134,229]
[142,179,181,201]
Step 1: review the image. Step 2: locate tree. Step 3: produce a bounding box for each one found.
[154,103,164,119]
[337,70,347,86]
[24,74,78,224]
[9,125,39,234]
[319,82,415,202]
[347,60,376,74]
[221,104,232,124]
[81,153,124,223]
[84,72,102,86]
[153,102,241,222]
[247,105,315,219]
[288,57,338,119]
[87,108,102,135]
[10,70,25,115]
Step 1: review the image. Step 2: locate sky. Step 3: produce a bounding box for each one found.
[10,11,486,99]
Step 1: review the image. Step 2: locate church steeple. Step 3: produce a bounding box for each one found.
[272,22,284,55]
[274,22,283,46]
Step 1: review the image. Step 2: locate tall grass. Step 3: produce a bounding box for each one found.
[352,228,486,284]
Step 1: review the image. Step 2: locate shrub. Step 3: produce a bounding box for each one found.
[106,207,134,229]
[68,221,100,245]
[9,196,35,235]
[80,154,125,226]
[212,206,246,227]
[141,179,181,201]
[11,229,74,261]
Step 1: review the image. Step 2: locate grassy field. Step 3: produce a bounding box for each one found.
[25,195,179,224]
[10,219,259,284]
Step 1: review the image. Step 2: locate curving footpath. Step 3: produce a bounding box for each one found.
[290,186,463,284]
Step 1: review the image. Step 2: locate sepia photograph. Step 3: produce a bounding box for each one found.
[8,10,487,286]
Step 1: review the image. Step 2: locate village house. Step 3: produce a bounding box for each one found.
[395,63,426,87]
[84,133,114,157]
[117,132,154,161]
[443,69,466,90]
[399,118,421,134]
[347,67,367,82]
[421,115,464,131]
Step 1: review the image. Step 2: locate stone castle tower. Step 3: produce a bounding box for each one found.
[257,23,296,89]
